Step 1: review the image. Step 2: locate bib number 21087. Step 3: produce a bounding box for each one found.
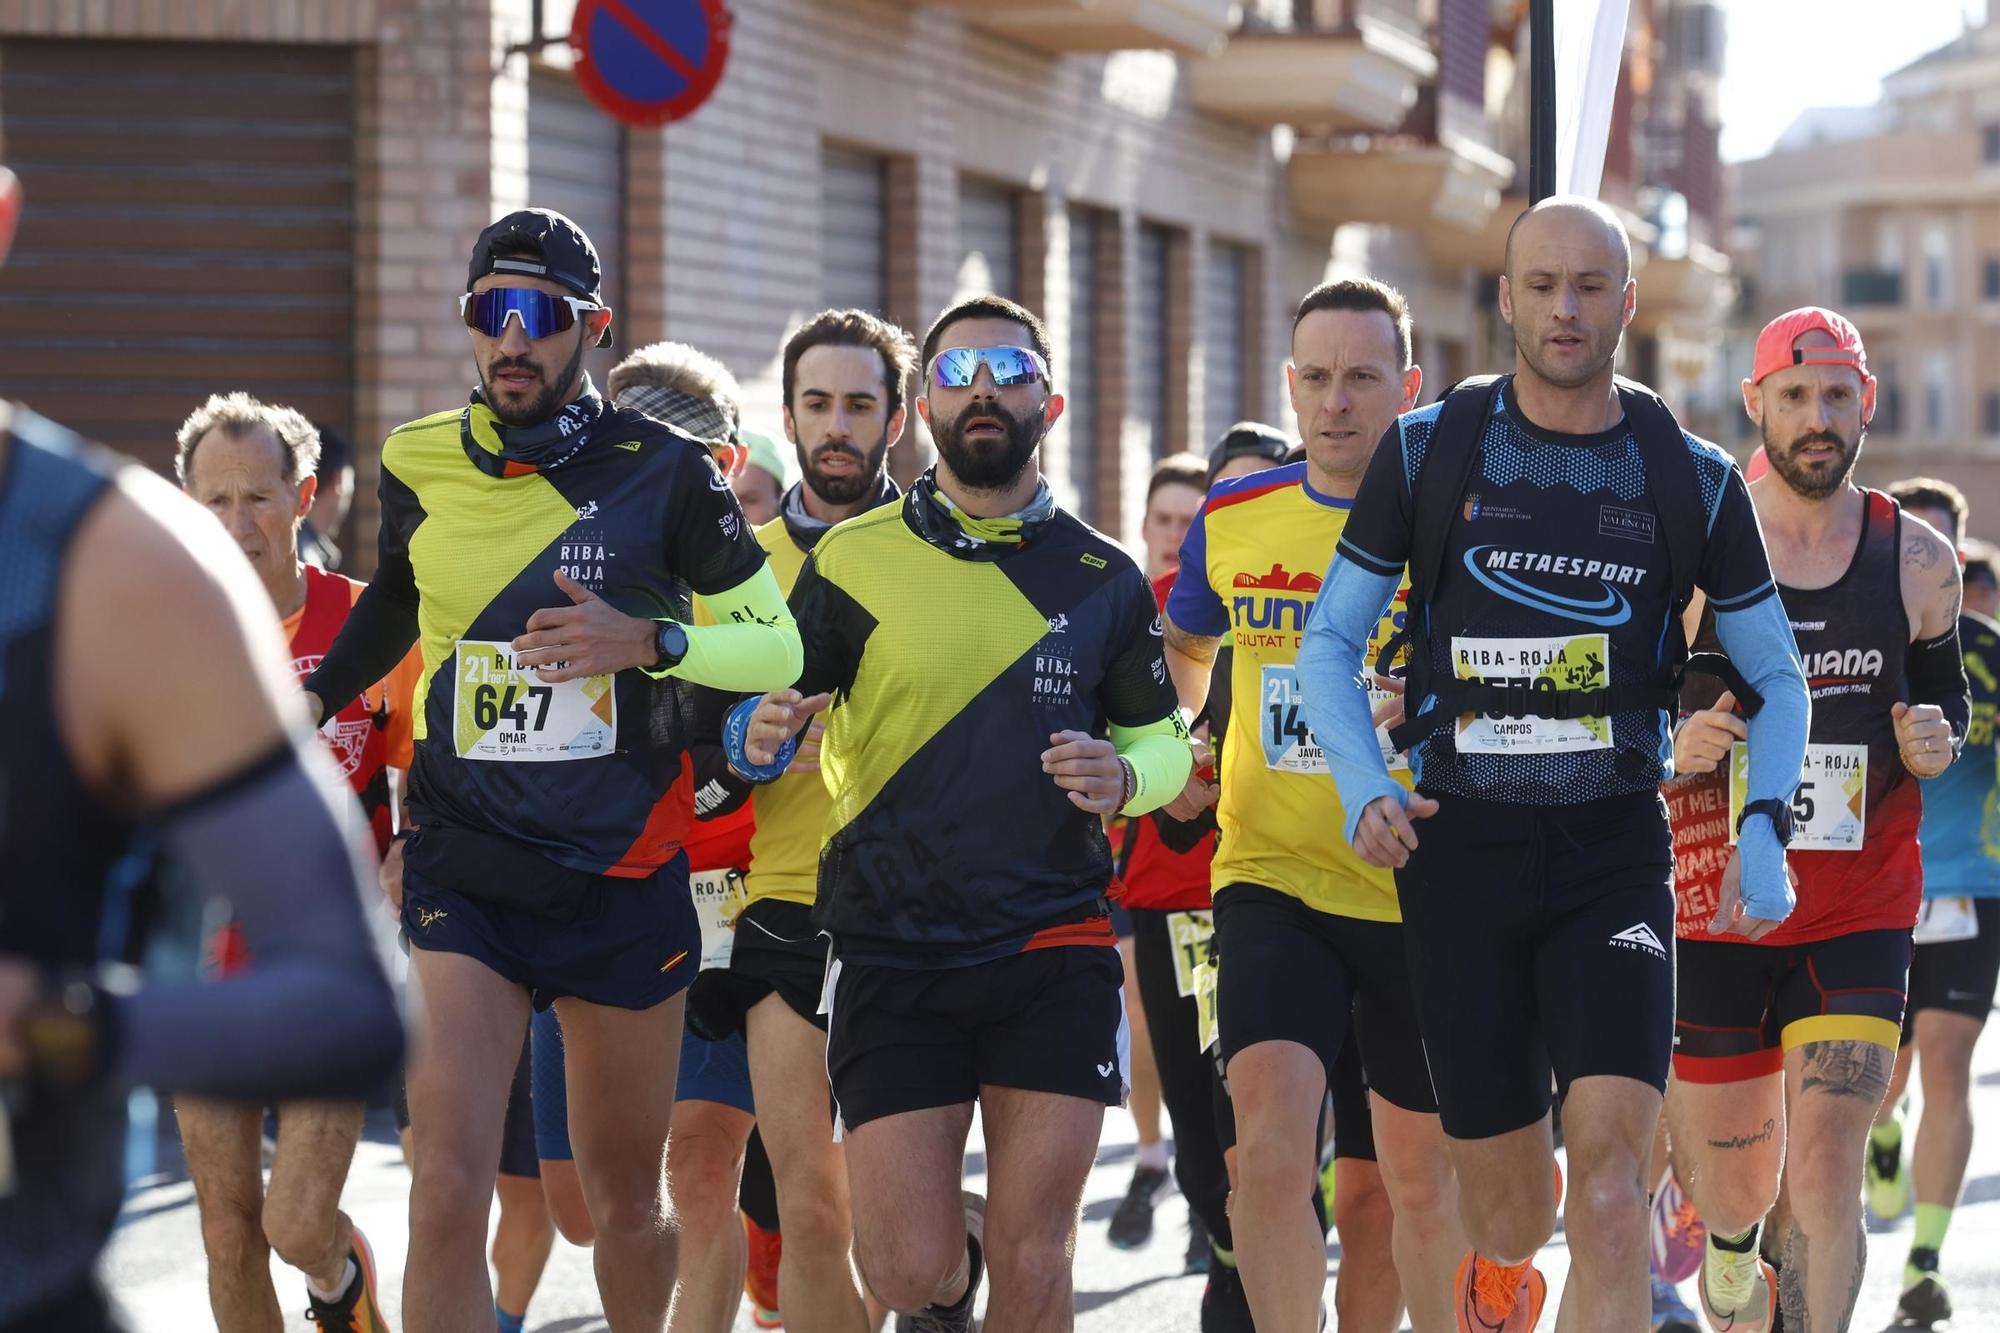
[454,640,616,762]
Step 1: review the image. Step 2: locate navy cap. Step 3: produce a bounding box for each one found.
[468,207,604,303]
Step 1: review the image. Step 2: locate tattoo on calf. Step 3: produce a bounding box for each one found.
[1797,1040,1891,1103]
[1706,1117,1777,1151]
[1780,1220,1808,1330]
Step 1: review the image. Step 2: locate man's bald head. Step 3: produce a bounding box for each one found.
[1503,196,1633,285]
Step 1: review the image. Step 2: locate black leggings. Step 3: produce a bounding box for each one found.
[1131,907,1235,1250]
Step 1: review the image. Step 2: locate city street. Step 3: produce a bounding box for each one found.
[104,1017,2000,1331]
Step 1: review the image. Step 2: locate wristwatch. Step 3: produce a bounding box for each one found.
[653,621,690,670]
[1735,796,1796,847]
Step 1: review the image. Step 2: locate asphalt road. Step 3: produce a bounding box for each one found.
[102,1018,2000,1331]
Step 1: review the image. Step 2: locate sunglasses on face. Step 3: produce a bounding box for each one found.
[460,288,604,340]
[927,345,1049,390]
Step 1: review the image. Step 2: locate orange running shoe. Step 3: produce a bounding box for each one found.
[744,1210,783,1329]
[304,1225,391,1333]
[1454,1251,1548,1333]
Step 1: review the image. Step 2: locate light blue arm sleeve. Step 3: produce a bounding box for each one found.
[1297,556,1407,844]
[1711,593,1810,922]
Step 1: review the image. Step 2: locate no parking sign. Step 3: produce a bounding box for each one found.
[570,0,732,128]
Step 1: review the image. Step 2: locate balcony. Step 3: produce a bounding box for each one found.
[1188,0,1435,131]
[1628,242,1733,336]
[926,0,1234,57]
[1288,85,1514,237]
[1843,268,1904,307]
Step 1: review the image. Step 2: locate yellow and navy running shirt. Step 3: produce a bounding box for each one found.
[796,493,1182,966]
[1920,610,2000,899]
[1166,462,1409,921]
[357,401,766,877]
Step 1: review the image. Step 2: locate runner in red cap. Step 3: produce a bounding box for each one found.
[1664,305,1968,1331]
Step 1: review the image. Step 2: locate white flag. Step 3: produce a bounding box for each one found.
[1552,0,1631,199]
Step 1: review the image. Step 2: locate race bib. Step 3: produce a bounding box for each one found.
[1167,909,1215,998]
[690,869,750,970]
[1914,895,1979,945]
[1260,664,1326,774]
[453,640,615,762]
[1450,634,1612,753]
[1193,958,1220,1054]
[1727,742,1866,852]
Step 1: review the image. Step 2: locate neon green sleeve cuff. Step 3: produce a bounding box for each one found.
[1110,714,1194,817]
[650,564,803,691]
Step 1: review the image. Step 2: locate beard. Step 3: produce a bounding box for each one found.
[1762,420,1862,501]
[480,337,586,428]
[800,433,890,506]
[933,399,1044,491]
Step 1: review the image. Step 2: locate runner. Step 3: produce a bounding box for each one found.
[684,307,916,1333]
[1665,308,1965,1333]
[1163,279,1450,1333]
[171,393,422,1333]
[300,206,802,1331]
[1863,480,1998,1329]
[0,163,402,1333]
[301,423,354,570]
[1296,198,1810,1333]
[732,431,789,526]
[1108,450,1209,1253]
[736,294,1194,1332]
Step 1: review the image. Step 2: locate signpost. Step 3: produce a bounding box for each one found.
[569,0,732,128]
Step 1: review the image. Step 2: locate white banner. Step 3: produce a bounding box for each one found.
[1552,0,1632,199]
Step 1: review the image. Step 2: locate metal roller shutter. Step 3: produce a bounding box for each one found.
[1136,222,1171,459]
[1064,208,1100,522]
[527,68,627,387]
[0,39,357,472]
[822,146,887,314]
[956,179,1020,301]
[1204,240,1247,450]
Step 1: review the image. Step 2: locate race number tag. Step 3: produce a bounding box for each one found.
[453,640,615,762]
[690,869,750,970]
[1193,958,1220,1054]
[1259,664,1408,774]
[1914,895,1979,945]
[1449,634,1613,754]
[1167,909,1215,998]
[1727,742,1866,851]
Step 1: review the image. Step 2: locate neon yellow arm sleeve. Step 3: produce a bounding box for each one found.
[650,564,803,691]
[1110,713,1194,818]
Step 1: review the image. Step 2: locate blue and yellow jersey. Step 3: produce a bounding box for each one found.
[1166,462,1410,921]
[1919,610,2000,899]
[376,401,766,877]
[794,492,1182,966]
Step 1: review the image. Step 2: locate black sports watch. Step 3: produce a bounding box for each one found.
[653,620,690,670]
[1736,797,1796,847]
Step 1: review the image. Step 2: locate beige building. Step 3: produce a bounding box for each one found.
[0,0,1728,561]
[1734,13,2000,524]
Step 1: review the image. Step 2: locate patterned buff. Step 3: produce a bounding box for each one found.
[616,383,735,446]
[908,467,1056,555]
[779,473,901,548]
[460,374,607,478]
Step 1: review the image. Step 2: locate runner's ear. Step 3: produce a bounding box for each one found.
[0,167,21,267]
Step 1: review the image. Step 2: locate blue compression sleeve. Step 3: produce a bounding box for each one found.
[1297,558,1407,844]
[1712,594,1811,922]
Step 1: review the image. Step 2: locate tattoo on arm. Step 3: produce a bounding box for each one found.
[1797,1039,1892,1103]
[1705,1117,1776,1151]
[1163,618,1222,666]
[1905,536,1940,571]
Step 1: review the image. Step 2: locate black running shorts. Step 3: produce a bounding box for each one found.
[1676,928,1911,1080]
[1396,790,1675,1140]
[1904,899,2000,1035]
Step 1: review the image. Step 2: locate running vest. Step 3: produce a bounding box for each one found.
[292,565,396,854]
[1672,490,1921,944]
[1917,611,2000,900]
[0,407,141,1325]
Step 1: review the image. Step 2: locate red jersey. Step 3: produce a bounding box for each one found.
[1121,568,1217,912]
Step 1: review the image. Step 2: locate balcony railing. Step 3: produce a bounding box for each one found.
[1187,0,1434,129]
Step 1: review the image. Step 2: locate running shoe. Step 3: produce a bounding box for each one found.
[1108,1162,1170,1249]
[1199,1260,1254,1333]
[1866,1124,1910,1221]
[304,1227,390,1333]
[1453,1251,1547,1333]
[1650,1273,1700,1332]
[1698,1244,1776,1333]
[1894,1247,1952,1328]
[895,1192,985,1333]
[1650,1165,1707,1284]
[1184,1210,1212,1275]
[744,1211,783,1329]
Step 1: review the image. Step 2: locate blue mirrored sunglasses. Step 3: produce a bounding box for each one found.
[928,345,1049,389]
[460,288,604,340]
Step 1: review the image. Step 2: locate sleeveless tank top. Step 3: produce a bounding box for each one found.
[1670,489,1921,944]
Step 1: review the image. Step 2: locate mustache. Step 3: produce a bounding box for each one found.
[1788,430,1848,453]
[487,355,541,378]
[811,443,865,464]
